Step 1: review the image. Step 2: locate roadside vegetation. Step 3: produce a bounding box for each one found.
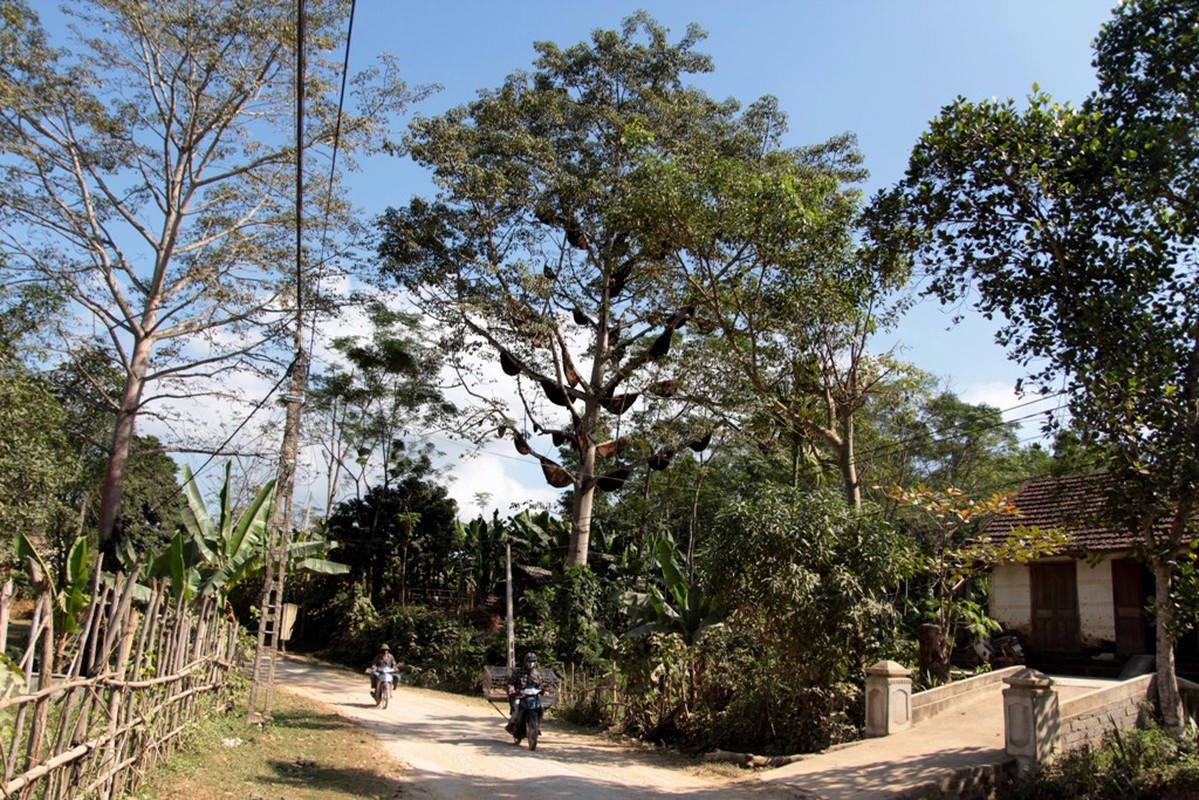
[2,1,1199,797]
[1004,726,1199,800]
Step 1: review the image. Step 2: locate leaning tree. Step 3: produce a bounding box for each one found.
[379,14,860,566]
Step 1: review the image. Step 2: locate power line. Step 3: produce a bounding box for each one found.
[305,0,357,362]
[307,392,1067,515]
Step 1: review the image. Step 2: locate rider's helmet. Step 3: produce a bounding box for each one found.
[523,651,537,668]
[380,643,391,652]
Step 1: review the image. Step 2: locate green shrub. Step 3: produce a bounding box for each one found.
[1005,723,1199,799]
[336,606,488,693]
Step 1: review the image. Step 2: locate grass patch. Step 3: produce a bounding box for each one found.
[134,688,405,800]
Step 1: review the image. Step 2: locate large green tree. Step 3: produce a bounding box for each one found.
[378,14,860,566]
[637,137,916,510]
[882,0,1199,734]
[324,456,458,608]
[0,0,416,547]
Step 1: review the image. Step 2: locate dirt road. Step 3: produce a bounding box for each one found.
[274,655,803,799]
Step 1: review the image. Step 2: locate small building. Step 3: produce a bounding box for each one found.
[980,474,1164,662]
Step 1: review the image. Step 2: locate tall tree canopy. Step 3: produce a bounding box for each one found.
[378,14,863,565]
[324,455,458,609]
[638,132,915,510]
[0,0,416,546]
[881,0,1199,734]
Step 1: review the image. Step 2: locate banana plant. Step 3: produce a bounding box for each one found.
[149,462,347,603]
[624,535,723,646]
[14,532,90,636]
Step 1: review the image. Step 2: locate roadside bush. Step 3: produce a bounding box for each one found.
[702,487,916,692]
[1004,724,1199,799]
[714,636,861,753]
[329,606,487,693]
[610,622,864,755]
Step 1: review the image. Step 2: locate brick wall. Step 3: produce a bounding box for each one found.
[1054,674,1154,752]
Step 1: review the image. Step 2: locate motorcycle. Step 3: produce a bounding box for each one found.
[510,685,544,750]
[368,666,398,708]
[974,632,1025,667]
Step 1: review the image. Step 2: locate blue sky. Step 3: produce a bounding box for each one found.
[348,1,1111,398]
[25,1,1120,515]
[336,1,1115,514]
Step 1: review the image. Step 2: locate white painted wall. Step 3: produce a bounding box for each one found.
[990,558,1119,648]
[1077,558,1115,648]
[991,563,1031,637]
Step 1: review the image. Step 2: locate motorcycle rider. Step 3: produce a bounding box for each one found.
[367,643,397,695]
[505,651,541,734]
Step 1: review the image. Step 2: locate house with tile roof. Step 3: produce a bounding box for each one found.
[979,474,1157,657]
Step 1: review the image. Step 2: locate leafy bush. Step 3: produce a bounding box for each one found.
[1005,724,1199,799]
[554,565,604,668]
[321,605,488,693]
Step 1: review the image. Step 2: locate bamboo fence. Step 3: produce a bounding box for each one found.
[0,563,241,800]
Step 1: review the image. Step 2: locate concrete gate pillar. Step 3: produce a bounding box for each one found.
[1003,668,1059,773]
[865,660,912,736]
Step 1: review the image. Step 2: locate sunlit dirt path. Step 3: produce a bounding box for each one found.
[273,655,802,799]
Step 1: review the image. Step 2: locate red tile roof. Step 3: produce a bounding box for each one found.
[980,474,1139,553]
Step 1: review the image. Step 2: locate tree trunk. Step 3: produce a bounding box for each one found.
[838,411,861,511]
[918,622,951,685]
[401,542,408,609]
[1153,559,1185,737]
[96,337,154,547]
[567,480,595,568]
[566,403,600,567]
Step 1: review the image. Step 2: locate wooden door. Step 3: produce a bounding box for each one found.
[1112,558,1149,654]
[1030,563,1080,652]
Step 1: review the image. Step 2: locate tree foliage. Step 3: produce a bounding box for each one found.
[378,13,867,566]
[308,301,451,513]
[880,0,1199,733]
[0,0,418,545]
[0,350,76,563]
[635,123,915,509]
[323,456,458,608]
[703,486,913,686]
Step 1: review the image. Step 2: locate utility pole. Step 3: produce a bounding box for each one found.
[505,538,514,669]
[248,0,308,724]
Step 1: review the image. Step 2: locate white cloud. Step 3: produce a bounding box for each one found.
[442,450,560,520]
[959,380,1059,442]
[959,381,1022,414]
